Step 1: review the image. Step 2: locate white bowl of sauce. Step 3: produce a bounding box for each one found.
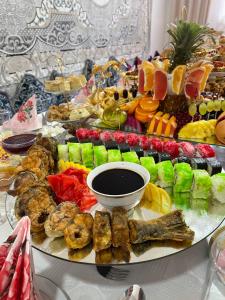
[87,162,150,211]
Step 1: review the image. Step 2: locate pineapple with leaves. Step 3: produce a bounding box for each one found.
[167,20,213,72]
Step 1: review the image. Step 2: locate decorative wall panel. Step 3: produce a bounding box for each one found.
[0,0,152,87]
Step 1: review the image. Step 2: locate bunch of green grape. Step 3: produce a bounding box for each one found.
[188,100,225,117]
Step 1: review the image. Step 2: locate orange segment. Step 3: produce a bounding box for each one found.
[142,61,155,91]
[139,96,159,112]
[200,64,214,92]
[153,69,168,100]
[171,65,186,95]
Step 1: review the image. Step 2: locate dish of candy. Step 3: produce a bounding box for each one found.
[5,134,225,265]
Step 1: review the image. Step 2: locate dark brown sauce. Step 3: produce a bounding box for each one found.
[92,168,144,195]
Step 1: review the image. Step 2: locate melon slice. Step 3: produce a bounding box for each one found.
[164,116,177,137]
[153,69,168,100]
[171,65,186,95]
[156,113,170,136]
[142,61,155,91]
[184,67,205,98]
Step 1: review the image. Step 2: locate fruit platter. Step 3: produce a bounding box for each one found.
[5,130,225,265]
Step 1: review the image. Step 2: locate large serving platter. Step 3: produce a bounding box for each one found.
[5,191,224,265]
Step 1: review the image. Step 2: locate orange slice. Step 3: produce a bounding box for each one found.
[139,96,159,112]
[147,112,163,134]
[200,64,214,92]
[135,105,154,123]
[153,69,168,100]
[171,65,186,95]
[142,61,155,91]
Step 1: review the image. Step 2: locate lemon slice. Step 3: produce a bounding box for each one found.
[158,188,172,214]
[171,65,186,95]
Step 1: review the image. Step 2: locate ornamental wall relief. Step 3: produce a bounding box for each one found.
[0,0,151,87]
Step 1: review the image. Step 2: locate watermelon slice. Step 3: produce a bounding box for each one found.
[184,67,205,99]
[153,69,168,100]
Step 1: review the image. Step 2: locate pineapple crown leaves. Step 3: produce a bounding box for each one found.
[167,20,215,72]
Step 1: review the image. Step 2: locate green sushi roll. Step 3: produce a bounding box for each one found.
[94,145,107,166]
[140,157,157,183]
[80,143,94,168]
[58,144,68,161]
[68,143,81,163]
[191,197,209,213]
[173,163,193,193]
[122,151,139,164]
[156,161,174,188]
[192,170,212,199]
[108,149,122,162]
[211,173,225,203]
[173,192,190,209]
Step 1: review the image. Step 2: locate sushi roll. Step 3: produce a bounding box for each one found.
[104,140,119,150]
[173,156,191,165]
[178,142,195,158]
[100,131,113,142]
[211,173,225,203]
[156,161,174,188]
[163,141,179,158]
[206,158,222,175]
[145,150,159,163]
[108,149,122,162]
[118,144,130,153]
[131,146,144,158]
[113,131,126,144]
[126,133,140,147]
[122,152,139,164]
[173,163,193,193]
[159,152,171,162]
[68,143,81,163]
[76,128,91,143]
[191,158,208,170]
[139,136,150,150]
[191,170,212,199]
[150,138,163,152]
[94,145,107,166]
[80,143,94,168]
[191,198,209,213]
[195,144,215,158]
[140,157,157,183]
[173,192,190,209]
[58,144,68,161]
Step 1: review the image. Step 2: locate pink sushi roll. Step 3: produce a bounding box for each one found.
[150,137,163,152]
[179,142,196,158]
[195,144,215,158]
[89,129,100,140]
[100,130,113,142]
[139,135,150,150]
[163,141,179,158]
[76,128,90,140]
[113,131,126,144]
[126,133,140,146]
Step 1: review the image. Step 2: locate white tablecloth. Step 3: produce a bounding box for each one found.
[1,201,225,300]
